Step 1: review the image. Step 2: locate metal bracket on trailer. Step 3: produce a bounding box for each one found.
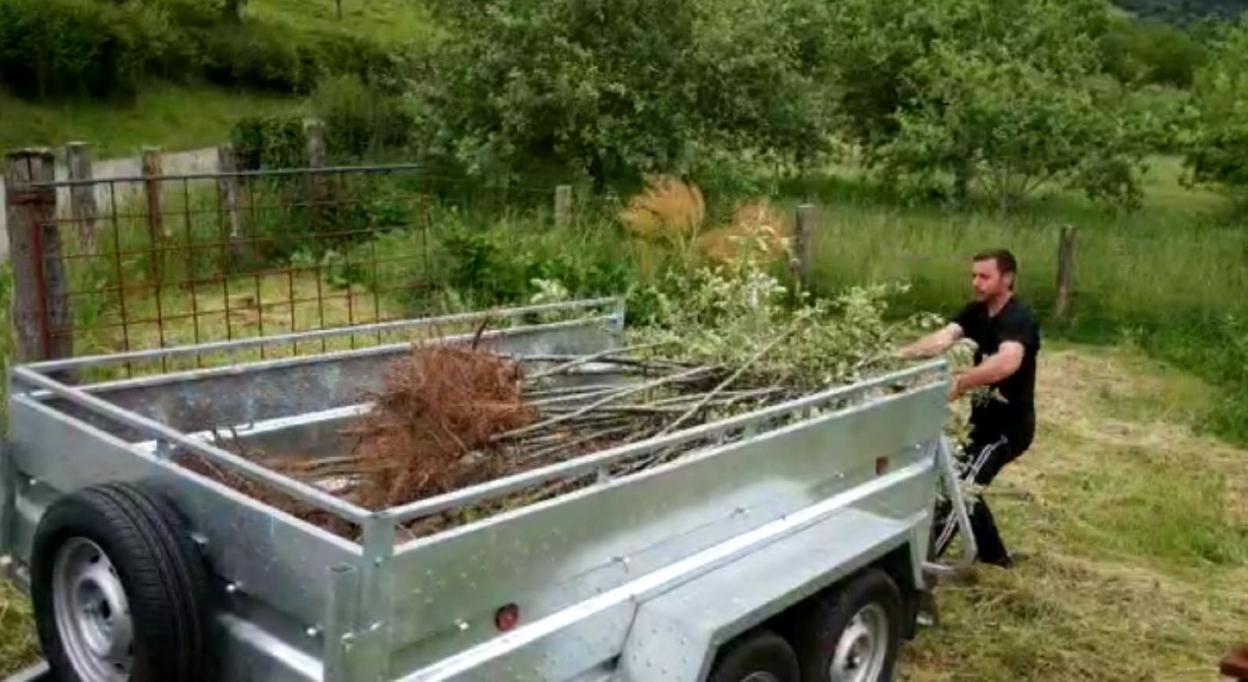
[922,437,977,582]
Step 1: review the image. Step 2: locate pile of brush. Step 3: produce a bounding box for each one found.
[243,341,797,516]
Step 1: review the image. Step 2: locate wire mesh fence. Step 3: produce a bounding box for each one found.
[4,153,574,381]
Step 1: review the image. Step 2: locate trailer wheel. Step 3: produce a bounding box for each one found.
[31,483,212,682]
[707,629,800,682]
[792,569,903,682]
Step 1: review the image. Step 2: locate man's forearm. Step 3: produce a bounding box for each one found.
[956,357,1012,391]
[900,325,960,359]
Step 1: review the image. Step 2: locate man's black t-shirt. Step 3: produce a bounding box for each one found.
[951,297,1041,443]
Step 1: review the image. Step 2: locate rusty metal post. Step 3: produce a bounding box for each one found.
[65,141,97,252]
[5,148,73,362]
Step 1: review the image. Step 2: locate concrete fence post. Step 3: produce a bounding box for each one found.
[66,141,97,252]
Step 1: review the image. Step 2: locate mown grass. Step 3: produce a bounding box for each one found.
[0,83,304,158]
[904,346,1248,680]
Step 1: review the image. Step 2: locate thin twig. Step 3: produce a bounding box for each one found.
[493,364,718,441]
[656,326,798,437]
[526,341,674,380]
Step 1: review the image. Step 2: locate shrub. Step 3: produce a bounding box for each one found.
[199,25,310,92]
[230,116,306,170]
[0,0,178,98]
[313,75,414,161]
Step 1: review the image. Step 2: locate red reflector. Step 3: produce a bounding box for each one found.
[495,603,520,631]
[875,457,890,475]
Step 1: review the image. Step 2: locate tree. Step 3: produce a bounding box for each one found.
[687,0,837,169]
[1100,18,1207,88]
[416,0,837,186]
[882,45,1144,210]
[417,0,703,187]
[822,0,1144,209]
[1185,18,1248,198]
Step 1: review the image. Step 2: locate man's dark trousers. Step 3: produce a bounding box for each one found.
[932,423,1032,565]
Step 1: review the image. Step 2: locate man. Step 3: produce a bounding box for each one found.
[899,249,1040,567]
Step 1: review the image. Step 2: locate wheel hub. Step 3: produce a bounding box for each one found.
[829,603,889,682]
[53,538,134,682]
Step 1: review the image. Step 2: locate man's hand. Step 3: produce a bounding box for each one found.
[948,375,968,402]
[948,341,1024,402]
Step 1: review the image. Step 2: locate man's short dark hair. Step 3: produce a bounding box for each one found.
[973,249,1018,277]
[973,249,1018,290]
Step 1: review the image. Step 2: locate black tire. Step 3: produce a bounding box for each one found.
[31,483,212,682]
[708,629,800,682]
[792,569,904,682]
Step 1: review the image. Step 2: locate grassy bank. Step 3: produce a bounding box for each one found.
[0,83,303,157]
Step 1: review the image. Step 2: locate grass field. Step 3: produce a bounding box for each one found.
[0,83,304,158]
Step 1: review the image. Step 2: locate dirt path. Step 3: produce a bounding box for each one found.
[904,346,1248,681]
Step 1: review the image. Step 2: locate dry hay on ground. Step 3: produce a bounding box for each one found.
[903,347,1248,681]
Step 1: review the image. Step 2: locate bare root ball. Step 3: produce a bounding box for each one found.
[343,345,535,509]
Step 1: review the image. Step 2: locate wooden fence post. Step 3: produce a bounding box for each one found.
[217,143,243,232]
[794,204,817,290]
[66,141,97,252]
[5,148,73,362]
[555,185,573,228]
[142,146,168,240]
[305,118,327,170]
[1054,225,1078,323]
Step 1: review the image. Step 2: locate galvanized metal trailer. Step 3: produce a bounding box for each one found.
[1,299,974,682]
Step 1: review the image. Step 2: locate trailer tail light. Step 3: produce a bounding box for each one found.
[875,456,890,475]
[495,603,520,631]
